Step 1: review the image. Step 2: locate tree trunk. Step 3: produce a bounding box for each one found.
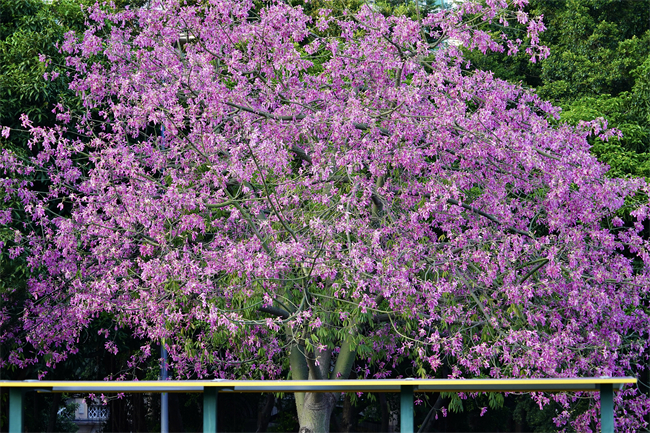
[46,393,61,432]
[298,392,338,433]
[170,393,184,433]
[257,394,275,432]
[379,393,391,433]
[341,393,356,433]
[417,394,445,433]
[290,338,356,433]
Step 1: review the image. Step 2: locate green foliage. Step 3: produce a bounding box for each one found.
[0,0,90,370]
[511,396,592,433]
[24,395,79,433]
[0,0,88,148]
[538,14,649,101]
[464,0,650,176]
[375,0,446,18]
[556,47,650,177]
[268,396,301,432]
[561,97,650,178]
[113,0,151,9]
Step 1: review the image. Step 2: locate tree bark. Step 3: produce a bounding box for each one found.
[379,393,391,433]
[170,393,184,433]
[257,394,275,432]
[46,393,61,432]
[298,392,338,433]
[294,346,337,433]
[417,394,445,433]
[341,393,356,433]
[290,339,356,433]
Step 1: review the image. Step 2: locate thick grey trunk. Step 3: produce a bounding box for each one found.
[290,339,357,433]
[298,392,337,433]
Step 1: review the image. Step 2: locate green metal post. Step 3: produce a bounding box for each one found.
[600,383,614,433]
[400,385,415,433]
[203,387,218,433]
[9,388,23,433]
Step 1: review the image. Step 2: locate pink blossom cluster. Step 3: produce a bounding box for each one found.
[1,0,649,429]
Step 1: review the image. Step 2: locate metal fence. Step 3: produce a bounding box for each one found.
[1,377,634,433]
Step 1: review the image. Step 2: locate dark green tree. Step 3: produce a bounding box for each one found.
[0,0,90,149]
[1,0,88,377]
[0,2,156,431]
[465,0,650,177]
[462,2,650,430]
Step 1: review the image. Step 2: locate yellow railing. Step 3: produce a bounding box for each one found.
[0,377,635,433]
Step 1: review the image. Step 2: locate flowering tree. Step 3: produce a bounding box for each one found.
[2,0,650,431]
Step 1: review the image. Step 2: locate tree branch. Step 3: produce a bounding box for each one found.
[446,198,532,238]
[259,306,290,320]
[332,339,356,380]
[519,259,549,284]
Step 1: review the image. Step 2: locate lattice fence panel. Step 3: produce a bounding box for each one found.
[88,405,109,420]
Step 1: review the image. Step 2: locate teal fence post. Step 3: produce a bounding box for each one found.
[203,387,218,433]
[600,383,614,433]
[9,388,23,433]
[161,343,169,433]
[400,385,415,433]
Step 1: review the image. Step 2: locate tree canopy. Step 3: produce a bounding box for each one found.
[1,0,650,431]
[464,0,650,178]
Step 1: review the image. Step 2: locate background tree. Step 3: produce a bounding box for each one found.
[1,1,649,432]
[464,0,650,177]
[0,1,90,430]
[0,0,86,307]
[463,2,650,428]
[0,2,187,431]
